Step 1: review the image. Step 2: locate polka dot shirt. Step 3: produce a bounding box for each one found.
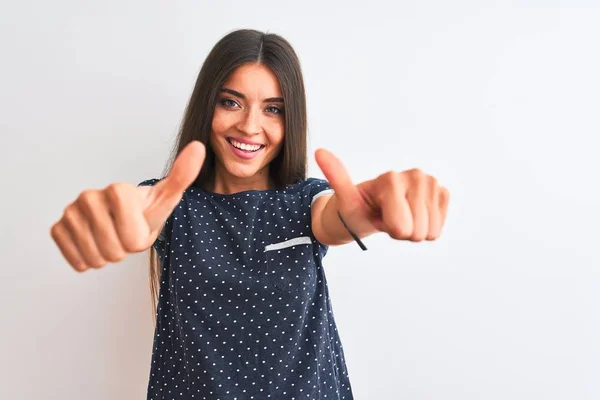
[137,177,354,399]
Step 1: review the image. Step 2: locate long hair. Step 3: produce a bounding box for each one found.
[148,29,309,320]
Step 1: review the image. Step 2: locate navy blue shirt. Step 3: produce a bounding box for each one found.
[137,177,354,399]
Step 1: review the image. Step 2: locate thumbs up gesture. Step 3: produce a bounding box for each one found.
[50,141,206,272]
[315,148,450,242]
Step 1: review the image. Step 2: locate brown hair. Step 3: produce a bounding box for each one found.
[148,29,309,319]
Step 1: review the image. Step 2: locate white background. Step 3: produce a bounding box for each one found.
[1,1,598,399]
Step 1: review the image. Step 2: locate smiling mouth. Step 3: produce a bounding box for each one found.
[226,138,266,152]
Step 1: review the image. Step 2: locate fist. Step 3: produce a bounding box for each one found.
[365,169,450,242]
[315,149,450,242]
[50,141,205,272]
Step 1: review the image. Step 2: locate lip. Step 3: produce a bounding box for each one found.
[227,137,264,146]
[227,139,264,160]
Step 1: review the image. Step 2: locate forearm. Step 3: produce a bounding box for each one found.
[318,193,378,246]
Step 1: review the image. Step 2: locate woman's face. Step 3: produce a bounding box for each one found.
[210,62,285,183]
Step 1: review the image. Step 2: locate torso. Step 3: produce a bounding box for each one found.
[138,177,354,399]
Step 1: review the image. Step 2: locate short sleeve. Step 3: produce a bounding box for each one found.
[137,178,170,258]
[302,177,335,258]
[306,178,335,207]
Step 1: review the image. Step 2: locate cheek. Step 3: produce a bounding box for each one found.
[211,109,234,135]
[268,122,285,145]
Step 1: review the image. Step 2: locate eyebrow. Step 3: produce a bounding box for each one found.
[220,88,284,103]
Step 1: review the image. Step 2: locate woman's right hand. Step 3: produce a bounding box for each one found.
[50,141,205,272]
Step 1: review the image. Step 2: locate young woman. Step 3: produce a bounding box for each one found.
[51,29,449,399]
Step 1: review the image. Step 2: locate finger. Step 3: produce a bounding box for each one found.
[407,175,429,242]
[379,179,413,240]
[409,200,428,242]
[105,183,153,253]
[426,178,442,241]
[314,148,361,206]
[438,187,450,230]
[62,204,106,269]
[144,141,206,231]
[50,222,87,272]
[78,188,129,260]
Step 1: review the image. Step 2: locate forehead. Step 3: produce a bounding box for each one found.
[223,63,282,98]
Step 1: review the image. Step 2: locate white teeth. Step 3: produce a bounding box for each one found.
[230,139,262,151]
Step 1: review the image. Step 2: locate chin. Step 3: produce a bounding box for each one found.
[230,169,259,179]
[225,163,265,179]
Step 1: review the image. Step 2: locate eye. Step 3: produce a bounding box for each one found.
[219,98,240,109]
[266,106,284,115]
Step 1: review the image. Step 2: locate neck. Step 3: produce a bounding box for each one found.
[206,164,274,195]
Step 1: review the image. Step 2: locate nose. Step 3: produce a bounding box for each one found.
[236,107,262,136]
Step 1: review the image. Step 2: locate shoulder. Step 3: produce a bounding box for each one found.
[297,178,334,256]
[297,177,335,205]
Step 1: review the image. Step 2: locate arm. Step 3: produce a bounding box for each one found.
[311,192,379,247]
[312,148,450,246]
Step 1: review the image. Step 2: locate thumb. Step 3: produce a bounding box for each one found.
[144,140,206,231]
[314,148,360,206]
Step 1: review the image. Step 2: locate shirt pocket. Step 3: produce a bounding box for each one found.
[264,236,316,294]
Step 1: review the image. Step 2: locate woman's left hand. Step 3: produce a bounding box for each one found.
[315,148,450,242]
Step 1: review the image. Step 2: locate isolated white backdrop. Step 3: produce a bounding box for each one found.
[1,1,598,399]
